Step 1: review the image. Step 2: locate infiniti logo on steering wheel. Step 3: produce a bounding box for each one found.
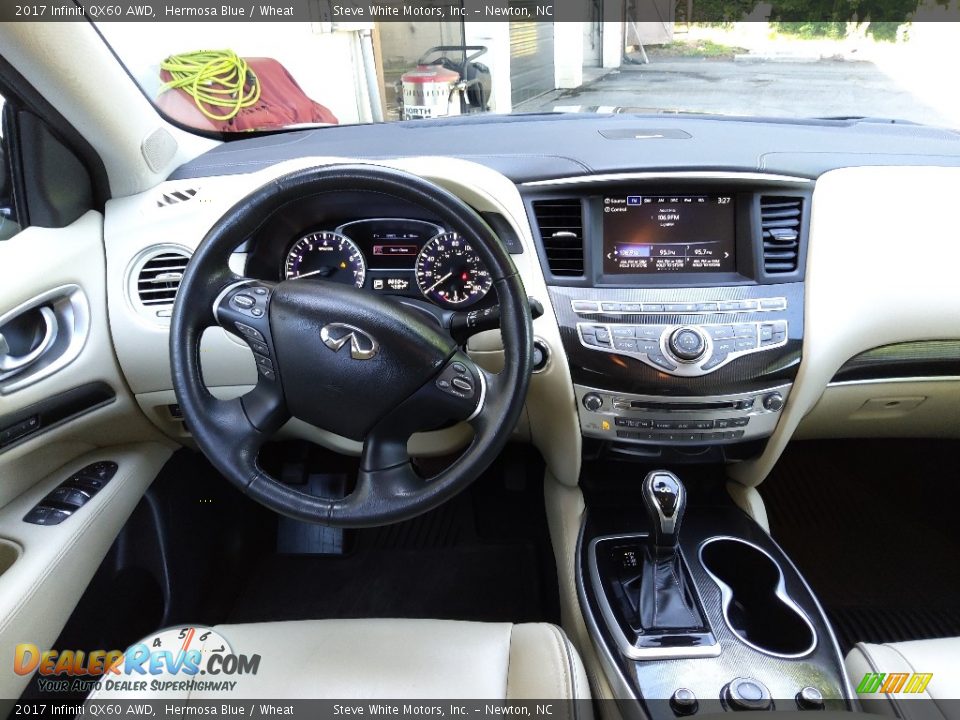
[320,323,380,361]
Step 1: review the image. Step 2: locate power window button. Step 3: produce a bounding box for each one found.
[45,486,92,508]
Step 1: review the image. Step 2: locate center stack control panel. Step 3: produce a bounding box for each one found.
[573,297,788,376]
[528,179,811,455]
[547,283,804,450]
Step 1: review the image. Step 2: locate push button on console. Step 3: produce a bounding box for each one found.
[671,688,699,716]
[724,677,773,711]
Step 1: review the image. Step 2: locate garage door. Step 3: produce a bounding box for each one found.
[509,15,555,106]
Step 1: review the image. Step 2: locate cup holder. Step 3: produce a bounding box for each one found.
[699,537,817,658]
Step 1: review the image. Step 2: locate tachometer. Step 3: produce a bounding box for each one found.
[415,232,492,307]
[284,231,366,287]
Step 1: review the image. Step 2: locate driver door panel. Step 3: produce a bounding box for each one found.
[0,93,172,696]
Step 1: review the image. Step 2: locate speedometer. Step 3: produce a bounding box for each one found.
[284,231,366,287]
[415,232,492,307]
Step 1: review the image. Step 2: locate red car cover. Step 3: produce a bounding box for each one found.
[157,56,339,132]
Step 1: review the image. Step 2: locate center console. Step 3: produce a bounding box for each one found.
[525,174,810,462]
[577,467,855,716]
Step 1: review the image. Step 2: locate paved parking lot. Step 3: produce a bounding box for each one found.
[519,58,956,128]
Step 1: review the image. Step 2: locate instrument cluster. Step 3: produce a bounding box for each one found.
[280,218,493,309]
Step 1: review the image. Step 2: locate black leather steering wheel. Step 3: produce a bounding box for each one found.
[170,165,533,527]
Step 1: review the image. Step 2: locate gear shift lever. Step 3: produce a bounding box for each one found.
[642,470,686,557]
[637,470,701,630]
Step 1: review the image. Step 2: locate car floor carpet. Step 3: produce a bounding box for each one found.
[227,448,558,625]
[759,439,960,654]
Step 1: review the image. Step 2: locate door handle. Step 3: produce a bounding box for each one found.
[0,306,59,374]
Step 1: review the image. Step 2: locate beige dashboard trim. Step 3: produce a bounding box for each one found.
[729,165,960,486]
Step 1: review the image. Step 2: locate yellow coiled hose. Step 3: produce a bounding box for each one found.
[160,50,261,121]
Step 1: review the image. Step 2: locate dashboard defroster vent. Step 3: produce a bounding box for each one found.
[128,246,192,323]
[156,188,198,208]
[532,199,585,277]
[760,196,802,274]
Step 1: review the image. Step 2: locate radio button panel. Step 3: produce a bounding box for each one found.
[575,384,791,446]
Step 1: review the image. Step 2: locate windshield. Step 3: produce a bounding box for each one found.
[97,11,960,134]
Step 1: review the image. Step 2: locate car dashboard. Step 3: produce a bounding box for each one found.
[102,114,960,488]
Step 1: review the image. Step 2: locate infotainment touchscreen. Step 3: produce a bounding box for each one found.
[602,194,735,274]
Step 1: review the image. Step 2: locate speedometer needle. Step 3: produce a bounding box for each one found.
[293,269,327,279]
[424,272,452,294]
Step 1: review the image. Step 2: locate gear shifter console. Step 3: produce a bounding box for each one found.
[588,470,719,659]
[643,470,686,555]
[581,465,853,714]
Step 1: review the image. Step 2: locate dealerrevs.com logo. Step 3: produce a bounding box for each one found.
[15,627,260,694]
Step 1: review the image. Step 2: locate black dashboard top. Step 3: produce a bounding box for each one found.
[169,113,960,183]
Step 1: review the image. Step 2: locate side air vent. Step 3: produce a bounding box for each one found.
[156,187,198,208]
[127,246,191,323]
[760,196,802,274]
[532,199,584,277]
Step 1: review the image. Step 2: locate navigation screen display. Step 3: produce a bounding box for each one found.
[602,194,735,273]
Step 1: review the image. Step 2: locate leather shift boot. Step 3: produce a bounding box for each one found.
[638,549,702,630]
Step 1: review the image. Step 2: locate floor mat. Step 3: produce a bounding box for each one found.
[227,444,558,625]
[760,439,960,654]
[227,544,543,624]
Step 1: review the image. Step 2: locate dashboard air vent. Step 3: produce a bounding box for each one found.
[130,247,191,322]
[156,187,198,208]
[760,196,802,273]
[532,199,584,277]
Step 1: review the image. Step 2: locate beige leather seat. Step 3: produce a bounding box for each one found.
[92,619,592,703]
[846,637,960,719]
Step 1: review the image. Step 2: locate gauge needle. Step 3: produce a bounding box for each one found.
[424,272,453,294]
[293,269,327,279]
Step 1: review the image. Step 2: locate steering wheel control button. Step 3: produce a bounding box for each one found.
[451,377,473,392]
[796,686,824,710]
[251,307,264,317]
[669,327,707,361]
[255,355,274,371]
[253,287,268,296]
[235,322,265,342]
[249,340,269,356]
[232,294,256,309]
[724,677,773,711]
[670,688,699,716]
[436,363,476,400]
[582,393,603,412]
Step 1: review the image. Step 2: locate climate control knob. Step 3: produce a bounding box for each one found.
[668,327,707,362]
[582,393,604,412]
[763,392,785,412]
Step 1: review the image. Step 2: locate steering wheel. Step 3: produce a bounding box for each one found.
[170,165,533,527]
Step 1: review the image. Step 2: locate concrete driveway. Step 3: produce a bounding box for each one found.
[518,58,957,128]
